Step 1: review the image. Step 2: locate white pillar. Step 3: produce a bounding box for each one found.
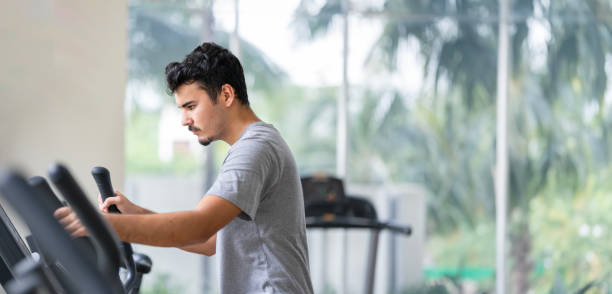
[338,2,350,294]
[200,2,216,293]
[495,0,510,293]
[230,0,241,58]
[337,0,349,180]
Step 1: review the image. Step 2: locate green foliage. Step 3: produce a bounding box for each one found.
[425,221,495,291]
[529,172,612,293]
[251,84,337,175]
[427,222,495,270]
[292,0,343,40]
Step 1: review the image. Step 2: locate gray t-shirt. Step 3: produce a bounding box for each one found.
[207,122,314,294]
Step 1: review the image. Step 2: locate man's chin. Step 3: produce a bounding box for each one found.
[198,139,212,146]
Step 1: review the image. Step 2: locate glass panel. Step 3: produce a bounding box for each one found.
[126,1,213,293]
[511,0,612,292]
[125,0,612,293]
[343,1,499,292]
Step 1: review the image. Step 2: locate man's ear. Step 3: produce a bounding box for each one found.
[220,84,235,107]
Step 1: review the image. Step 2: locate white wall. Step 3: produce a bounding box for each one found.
[0,3,127,285]
[0,0,127,198]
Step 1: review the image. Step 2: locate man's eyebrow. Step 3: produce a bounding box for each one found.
[179,100,195,109]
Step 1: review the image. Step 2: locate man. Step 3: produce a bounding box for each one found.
[55,42,314,294]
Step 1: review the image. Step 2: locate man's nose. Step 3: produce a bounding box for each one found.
[181,112,192,126]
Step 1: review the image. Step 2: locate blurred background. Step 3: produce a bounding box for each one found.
[2,0,612,293]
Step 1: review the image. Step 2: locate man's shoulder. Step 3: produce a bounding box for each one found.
[241,122,279,140]
[234,123,284,150]
[224,125,273,162]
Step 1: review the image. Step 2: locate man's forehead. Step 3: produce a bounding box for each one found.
[174,83,209,104]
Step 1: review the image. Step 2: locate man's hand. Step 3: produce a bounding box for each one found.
[54,206,88,237]
[98,190,152,214]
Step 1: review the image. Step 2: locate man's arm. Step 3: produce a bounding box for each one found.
[103,191,219,255]
[179,233,217,256]
[56,194,239,249]
[103,195,240,247]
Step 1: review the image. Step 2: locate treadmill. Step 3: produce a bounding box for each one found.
[302,175,412,294]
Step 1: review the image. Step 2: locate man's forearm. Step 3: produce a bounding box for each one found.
[136,206,155,214]
[179,234,216,256]
[102,195,240,249]
[105,211,216,247]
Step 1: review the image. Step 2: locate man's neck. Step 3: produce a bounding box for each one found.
[223,107,261,145]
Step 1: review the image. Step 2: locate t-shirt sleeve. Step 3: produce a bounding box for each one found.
[206,141,276,220]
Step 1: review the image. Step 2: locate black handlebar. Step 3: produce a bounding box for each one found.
[91,166,137,291]
[380,221,412,235]
[27,176,98,271]
[47,163,125,293]
[27,176,63,211]
[91,167,120,213]
[305,216,412,235]
[0,169,112,294]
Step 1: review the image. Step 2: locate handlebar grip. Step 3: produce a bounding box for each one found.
[382,221,412,235]
[91,167,120,213]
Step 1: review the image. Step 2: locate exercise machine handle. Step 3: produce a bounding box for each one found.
[0,169,114,294]
[380,221,412,235]
[91,166,137,292]
[48,163,124,289]
[27,176,63,211]
[91,167,120,213]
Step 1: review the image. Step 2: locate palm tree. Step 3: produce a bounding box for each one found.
[128,7,286,95]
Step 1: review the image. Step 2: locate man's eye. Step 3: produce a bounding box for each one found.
[188,105,195,110]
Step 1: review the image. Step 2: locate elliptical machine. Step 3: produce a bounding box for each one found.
[0,163,152,294]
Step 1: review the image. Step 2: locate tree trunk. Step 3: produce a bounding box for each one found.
[510,222,533,294]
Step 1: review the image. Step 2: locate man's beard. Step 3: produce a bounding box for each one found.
[189,125,211,146]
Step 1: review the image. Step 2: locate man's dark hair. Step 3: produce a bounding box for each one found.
[165,42,249,105]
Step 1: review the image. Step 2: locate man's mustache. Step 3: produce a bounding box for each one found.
[188,126,201,132]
